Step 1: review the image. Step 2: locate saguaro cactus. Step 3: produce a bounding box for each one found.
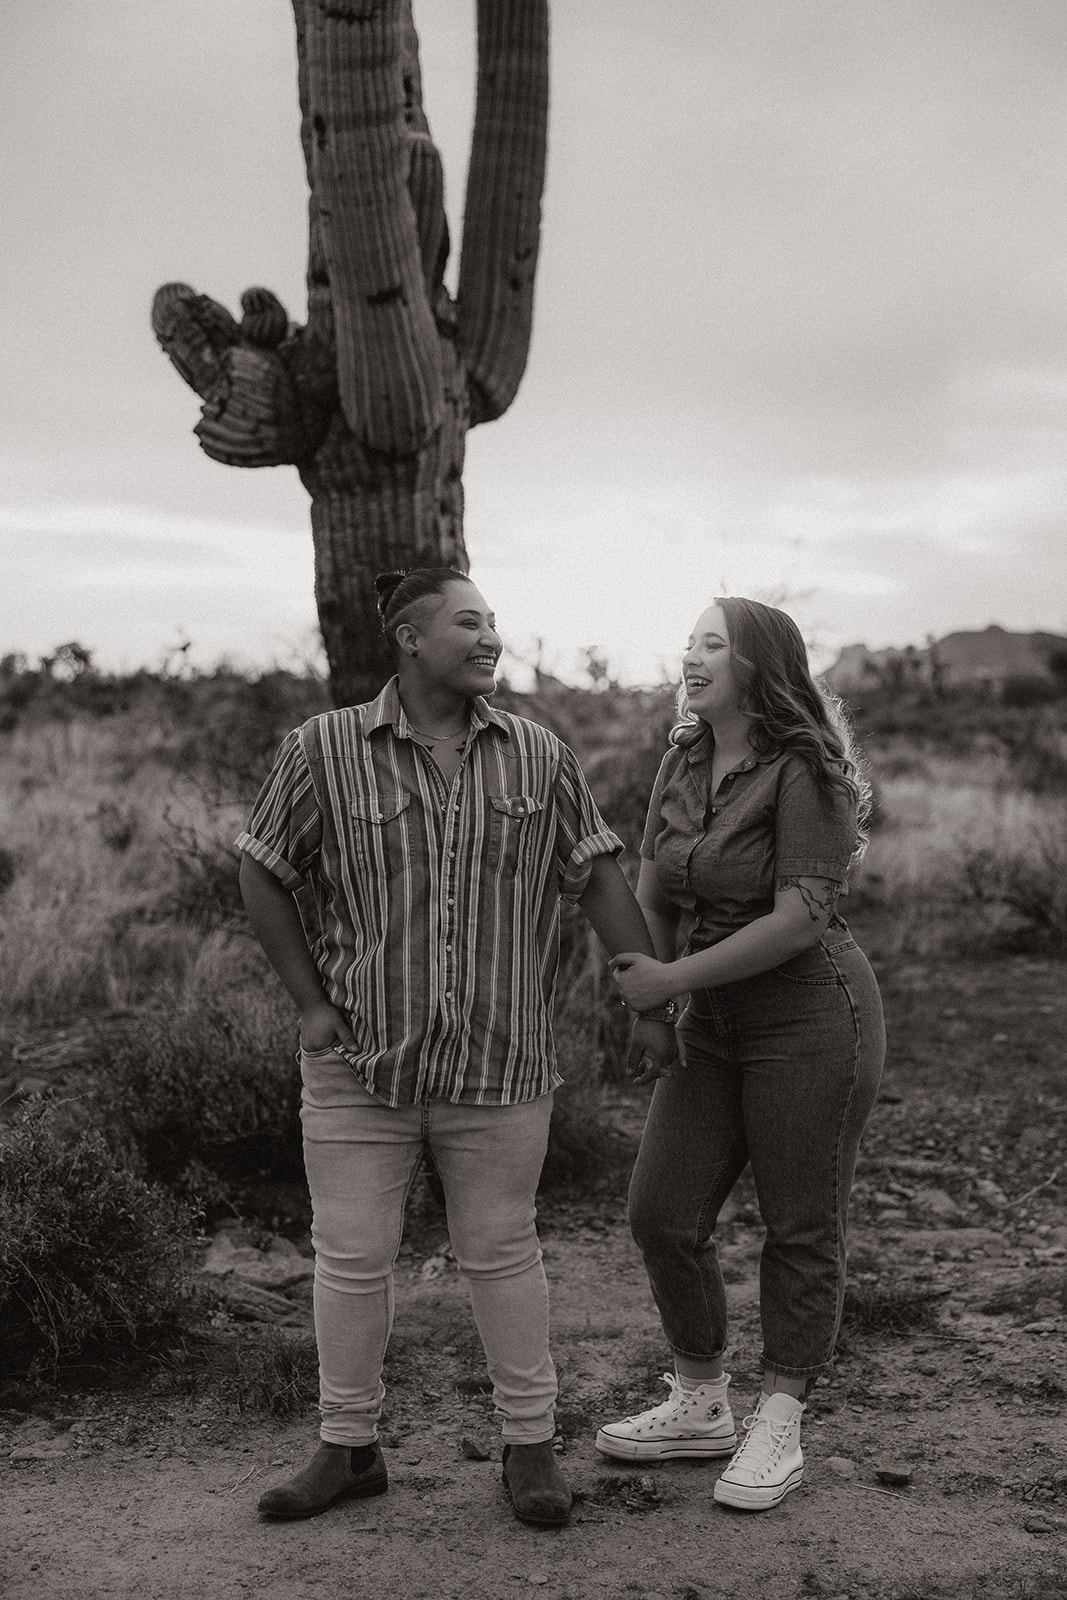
[152,0,548,706]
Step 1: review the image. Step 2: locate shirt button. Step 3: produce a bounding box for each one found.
[710,807,719,815]
[447,897,455,906]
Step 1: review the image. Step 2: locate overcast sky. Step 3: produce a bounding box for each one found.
[3,1,1064,684]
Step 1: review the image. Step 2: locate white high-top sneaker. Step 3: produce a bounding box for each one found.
[595,1372,738,1461]
[713,1390,804,1510]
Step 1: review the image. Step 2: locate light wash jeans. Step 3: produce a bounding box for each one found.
[629,934,885,1380]
[299,1050,557,1446]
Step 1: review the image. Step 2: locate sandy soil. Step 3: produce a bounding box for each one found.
[3,954,1066,1600]
[3,1188,1065,1600]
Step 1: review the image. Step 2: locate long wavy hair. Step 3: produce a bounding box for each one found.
[673,596,872,855]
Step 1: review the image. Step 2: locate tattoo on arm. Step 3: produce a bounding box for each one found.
[776,876,841,924]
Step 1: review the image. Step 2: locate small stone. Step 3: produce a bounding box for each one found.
[1023,1515,1061,1535]
[460,1437,490,1461]
[527,1575,550,1586]
[9,1443,69,1461]
[825,1456,856,1477]
[874,1463,912,1487]
[911,1188,963,1224]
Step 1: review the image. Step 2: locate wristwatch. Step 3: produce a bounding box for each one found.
[636,1000,679,1024]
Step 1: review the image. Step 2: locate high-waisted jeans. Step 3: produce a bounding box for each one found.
[300,1050,557,1446]
[628,934,885,1379]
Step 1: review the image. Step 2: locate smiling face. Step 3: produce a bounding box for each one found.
[403,578,502,697]
[681,604,743,721]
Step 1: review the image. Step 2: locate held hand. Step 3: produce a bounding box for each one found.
[627,1019,679,1086]
[609,952,674,1013]
[298,999,357,1054]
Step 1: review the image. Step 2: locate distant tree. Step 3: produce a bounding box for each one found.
[1047,647,1067,695]
[152,1,548,705]
[40,642,95,681]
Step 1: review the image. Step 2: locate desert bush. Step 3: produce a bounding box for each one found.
[1000,716,1067,795]
[955,814,1067,949]
[540,915,639,1195]
[841,1277,947,1337]
[93,979,304,1209]
[222,1325,319,1417]
[855,753,1067,955]
[0,1101,196,1375]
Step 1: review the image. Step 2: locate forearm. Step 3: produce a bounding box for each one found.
[577,856,657,958]
[637,900,680,964]
[665,909,821,995]
[238,853,329,1014]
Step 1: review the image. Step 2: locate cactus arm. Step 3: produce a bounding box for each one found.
[151,282,241,401]
[302,0,443,456]
[456,0,548,425]
[152,281,329,468]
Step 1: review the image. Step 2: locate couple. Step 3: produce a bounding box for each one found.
[236,567,885,1527]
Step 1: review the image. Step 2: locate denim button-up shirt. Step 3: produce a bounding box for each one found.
[641,726,856,952]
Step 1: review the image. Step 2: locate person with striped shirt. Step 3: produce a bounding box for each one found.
[237,567,674,1527]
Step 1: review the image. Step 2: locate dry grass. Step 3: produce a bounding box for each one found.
[858,749,1067,954]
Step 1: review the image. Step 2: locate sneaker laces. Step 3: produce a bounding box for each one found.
[621,1372,696,1424]
[732,1409,793,1472]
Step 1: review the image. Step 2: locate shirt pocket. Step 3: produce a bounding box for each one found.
[487,794,547,878]
[348,790,413,879]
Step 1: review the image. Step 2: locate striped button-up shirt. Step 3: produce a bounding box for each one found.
[235,678,623,1107]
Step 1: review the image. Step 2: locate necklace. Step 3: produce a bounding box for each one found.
[405,717,469,741]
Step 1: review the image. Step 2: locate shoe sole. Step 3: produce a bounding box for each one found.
[258,1474,388,1520]
[713,1465,803,1511]
[594,1429,739,1462]
[501,1475,572,1526]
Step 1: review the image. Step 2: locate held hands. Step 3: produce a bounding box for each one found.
[627,1018,678,1085]
[609,952,675,1013]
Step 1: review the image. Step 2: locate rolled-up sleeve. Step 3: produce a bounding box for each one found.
[774,758,856,885]
[552,744,624,899]
[233,728,322,891]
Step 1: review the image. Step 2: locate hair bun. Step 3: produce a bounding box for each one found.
[373,569,407,617]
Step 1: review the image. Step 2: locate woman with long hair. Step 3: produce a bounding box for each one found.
[596,596,885,1512]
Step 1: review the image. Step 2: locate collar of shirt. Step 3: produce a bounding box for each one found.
[362,676,512,743]
[681,723,780,771]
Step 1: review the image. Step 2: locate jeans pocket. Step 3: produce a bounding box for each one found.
[771,947,838,986]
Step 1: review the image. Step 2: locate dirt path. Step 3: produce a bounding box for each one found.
[3,1184,1065,1600]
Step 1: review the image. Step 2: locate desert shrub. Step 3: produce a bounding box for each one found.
[1000,673,1059,709]
[1001,716,1067,794]
[540,917,639,1196]
[0,1102,196,1375]
[956,815,1067,949]
[94,985,304,1209]
[221,1325,319,1417]
[154,798,246,928]
[841,1278,947,1337]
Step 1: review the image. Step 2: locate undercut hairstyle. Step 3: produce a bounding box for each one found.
[673,595,873,856]
[374,567,468,657]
